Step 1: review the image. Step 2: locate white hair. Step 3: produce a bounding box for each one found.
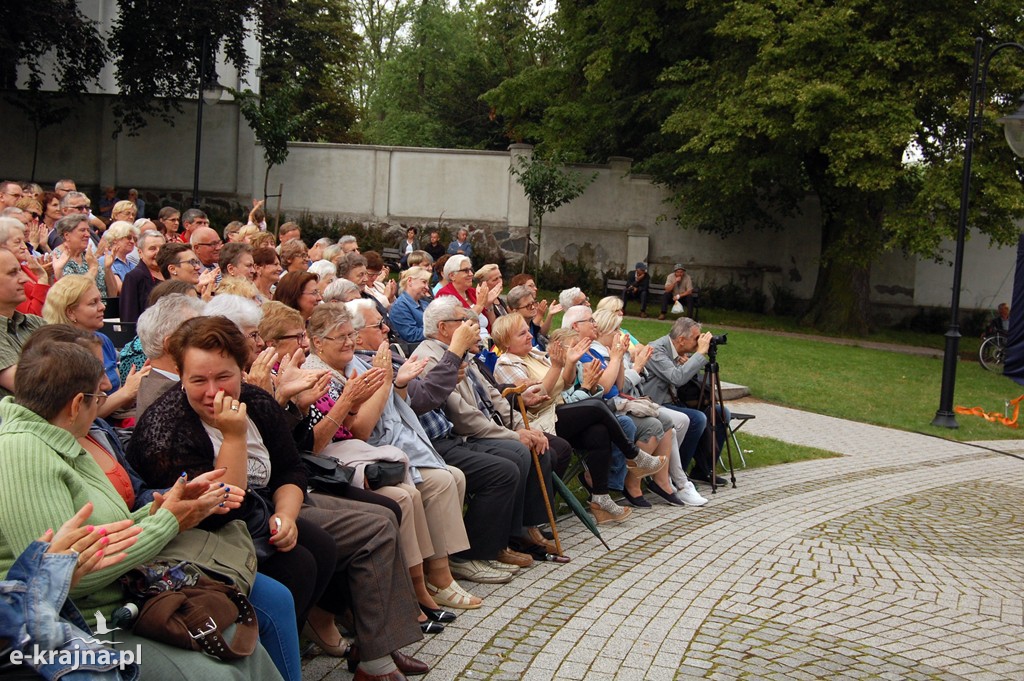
[559,287,584,310]
[344,299,376,331]
[205,294,262,331]
[561,305,592,329]
[0,217,23,244]
[423,296,466,339]
[308,259,336,282]
[322,277,361,303]
[138,294,207,358]
[443,254,471,278]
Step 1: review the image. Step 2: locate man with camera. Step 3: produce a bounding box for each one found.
[640,318,728,485]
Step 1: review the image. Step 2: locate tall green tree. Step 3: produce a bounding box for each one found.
[110,0,260,134]
[258,0,361,142]
[487,0,1024,333]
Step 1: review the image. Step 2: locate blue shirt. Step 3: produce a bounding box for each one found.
[389,291,429,342]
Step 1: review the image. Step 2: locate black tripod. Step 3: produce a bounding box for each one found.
[696,341,736,493]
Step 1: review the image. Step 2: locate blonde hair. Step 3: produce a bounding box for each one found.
[238,224,261,243]
[111,200,137,218]
[490,313,526,352]
[42,275,98,326]
[474,263,500,283]
[102,220,139,244]
[249,232,276,250]
[259,301,304,342]
[215,275,261,300]
[593,308,623,337]
[400,266,431,290]
[548,327,578,348]
[595,296,624,313]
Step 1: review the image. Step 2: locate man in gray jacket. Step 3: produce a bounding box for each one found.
[640,317,726,485]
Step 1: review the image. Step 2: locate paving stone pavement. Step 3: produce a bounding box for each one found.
[301,398,1024,680]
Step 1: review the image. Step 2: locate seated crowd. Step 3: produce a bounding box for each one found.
[0,180,728,681]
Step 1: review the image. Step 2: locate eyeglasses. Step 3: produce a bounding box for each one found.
[301,290,322,298]
[83,392,109,406]
[3,191,23,199]
[195,240,222,248]
[276,331,307,342]
[455,268,473,274]
[175,258,202,269]
[28,212,41,220]
[576,318,596,325]
[68,204,89,212]
[246,330,262,342]
[514,301,538,311]
[366,319,388,330]
[441,317,475,324]
[323,331,360,344]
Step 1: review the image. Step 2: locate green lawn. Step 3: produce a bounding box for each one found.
[620,318,1024,442]
[726,433,843,469]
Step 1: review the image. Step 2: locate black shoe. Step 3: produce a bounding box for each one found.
[645,479,685,506]
[690,471,727,486]
[420,604,457,623]
[622,488,652,508]
[420,620,445,634]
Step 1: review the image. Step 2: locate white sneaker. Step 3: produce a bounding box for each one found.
[677,483,708,507]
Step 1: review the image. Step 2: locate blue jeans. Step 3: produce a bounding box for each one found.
[0,541,138,680]
[662,405,707,473]
[249,574,300,681]
[607,415,638,492]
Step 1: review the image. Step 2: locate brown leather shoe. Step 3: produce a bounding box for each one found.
[658,313,666,320]
[525,526,557,554]
[496,547,534,568]
[353,668,407,681]
[391,651,429,676]
[590,501,633,525]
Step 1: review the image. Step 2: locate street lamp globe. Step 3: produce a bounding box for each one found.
[996,98,1024,157]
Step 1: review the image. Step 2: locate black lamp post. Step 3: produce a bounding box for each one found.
[192,34,225,208]
[932,38,1024,428]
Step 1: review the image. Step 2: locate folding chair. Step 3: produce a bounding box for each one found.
[727,412,755,468]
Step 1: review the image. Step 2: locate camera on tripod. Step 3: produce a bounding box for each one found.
[709,333,727,348]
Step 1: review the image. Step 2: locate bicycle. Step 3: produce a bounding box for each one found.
[978,331,1007,372]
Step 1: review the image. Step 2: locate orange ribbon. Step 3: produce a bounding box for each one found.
[954,394,1024,428]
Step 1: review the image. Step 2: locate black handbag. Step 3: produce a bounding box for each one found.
[301,452,355,496]
[364,461,406,489]
[237,489,275,562]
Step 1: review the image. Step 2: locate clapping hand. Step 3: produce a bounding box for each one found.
[566,337,592,365]
[245,347,279,394]
[547,339,567,367]
[345,367,387,405]
[395,356,428,388]
[43,502,142,587]
[371,341,394,381]
[581,358,603,391]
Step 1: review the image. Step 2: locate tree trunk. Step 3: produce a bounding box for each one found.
[800,151,877,335]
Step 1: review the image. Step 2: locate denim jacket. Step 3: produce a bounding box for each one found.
[0,541,139,680]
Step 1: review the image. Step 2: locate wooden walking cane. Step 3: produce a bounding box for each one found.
[501,384,563,556]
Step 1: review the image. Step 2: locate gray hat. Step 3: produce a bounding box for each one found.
[635,262,647,270]
[673,263,686,271]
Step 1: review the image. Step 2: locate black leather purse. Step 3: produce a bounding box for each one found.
[364,461,406,489]
[301,452,355,496]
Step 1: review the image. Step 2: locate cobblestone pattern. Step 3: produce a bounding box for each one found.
[301,401,1024,680]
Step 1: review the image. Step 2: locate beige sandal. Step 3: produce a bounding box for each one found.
[427,580,482,610]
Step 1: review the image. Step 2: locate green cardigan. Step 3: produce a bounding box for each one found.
[0,397,179,625]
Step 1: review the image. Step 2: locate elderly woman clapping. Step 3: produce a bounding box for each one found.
[303,302,482,620]
[491,314,667,524]
[52,214,121,297]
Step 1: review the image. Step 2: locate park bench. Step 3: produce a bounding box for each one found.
[381,247,403,269]
[604,278,666,314]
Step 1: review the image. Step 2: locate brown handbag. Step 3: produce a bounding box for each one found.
[131,576,259,660]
